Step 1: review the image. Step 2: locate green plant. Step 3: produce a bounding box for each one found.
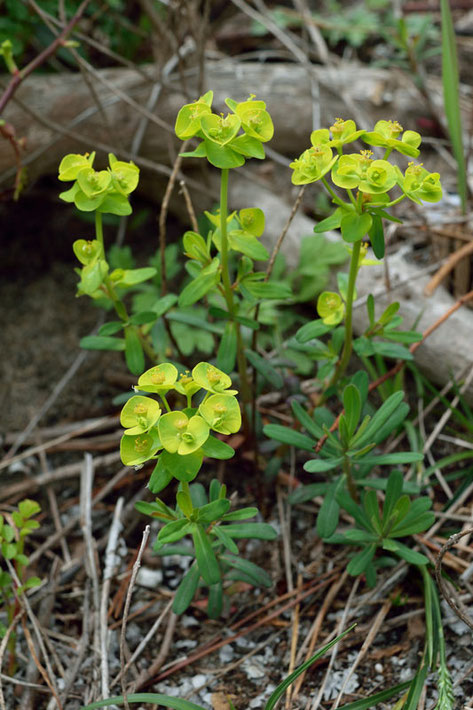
[0,499,41,672]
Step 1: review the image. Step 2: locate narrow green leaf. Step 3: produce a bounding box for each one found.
[81,693,205,709]
[335,681,412,709]
[217,321,237,373]
[317,479,343,539]
[219,554,272,588]
[80,335,125,351]
[246,349,283,389]
[295,319,333,343]
[263,424,315,451]
[201,436,235,460]
[192,523,221,586]
[303,457,344,473]
[222,523,277,541]
[124,326,144,376]
[173,563,201,615]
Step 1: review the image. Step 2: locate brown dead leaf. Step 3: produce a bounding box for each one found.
[407,613,425,640]
[211,691,237,710]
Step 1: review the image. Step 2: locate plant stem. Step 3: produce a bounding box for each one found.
[219,169,251,406]
[330,239,362,387]
[95,211,105,258]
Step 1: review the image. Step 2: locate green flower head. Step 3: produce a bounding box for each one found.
[158,412,209,455]
[192,362,238,395]
[77,168,111,197]
[317,291,345,325]
[73,239,101,265]
[397,162,443,204]
[310,119,364,151]
[120,395,161,435]
[135,363,178,394]
[58,152,95,181]
[199,394,242,435]
[175,90,213,140]
[332,151,396,194]
[201,113,241,146]
[174,371,201,398]
[120,428,161,466]
[290,143,338,185]
[362,120,421,157]
[108,154,139,195]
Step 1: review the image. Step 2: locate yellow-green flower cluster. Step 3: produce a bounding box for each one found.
[175,91,274,169]
[58,152,139,216]
[289,117,442,206]
[119,362,241,474]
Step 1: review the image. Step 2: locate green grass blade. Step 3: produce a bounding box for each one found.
[80,693,205,709]
[335,680,412,709]
[264,624,356,710]
[441,0,467,212]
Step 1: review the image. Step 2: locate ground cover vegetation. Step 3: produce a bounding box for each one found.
[1,2,473,709]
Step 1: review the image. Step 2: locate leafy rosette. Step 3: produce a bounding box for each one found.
[158,412,210,455]
[331,151,396,194]
[290,144,338,185]
[174,90,213,140]
[199,394,242,435]
[310,118,365,152]
[120,429,161,466]
[134,363,178,395]
[362,120,421,158]
[120,395,161,435]
[192,362,238,395]
[317,291,345,326]
[395,162,442,204]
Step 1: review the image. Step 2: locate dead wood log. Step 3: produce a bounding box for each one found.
[0,60,436,187]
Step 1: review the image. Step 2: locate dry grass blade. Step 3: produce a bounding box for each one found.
[435,526,473,632]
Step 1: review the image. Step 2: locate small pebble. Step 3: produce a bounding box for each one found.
[374,663,383,674]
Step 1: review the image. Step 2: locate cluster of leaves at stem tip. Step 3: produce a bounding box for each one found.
[119,361,276,618]
[1,500,41,656]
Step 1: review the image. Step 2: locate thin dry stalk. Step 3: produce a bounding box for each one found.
[435,527,473,632]
[132,611,177,691]
[58,583,91,708]
[179,179,199,233]
[120,525,150,709]
[80,453,101,695]
[285,574,303,710]
[424,239,473,296]
[112,598,173,687]
[292,570,348,700]
[0,613,23,710]
[332,598,392,709]
[100,497,124,699]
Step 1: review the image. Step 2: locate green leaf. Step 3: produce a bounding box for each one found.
[343,384,362,440]
[148,460,174,495]
[317,478,343,539]
[221,522,277,540]
[221,507,259,521]
[204,139,245,169]
[313,207,344,233]
[263,424,315,452]
[173,564,201,615]
[178,264,220,307]
[303,457,344,473]
[220,554,272,588]
[228,230,269,260]
[192,523,221,585]
[98,321,123,336]
[231,134,265,159]
[368,214,385,259]
[117,267,157,286]
[129,311,159,326]
[346,543,376,576]
[160,450,203,483]
[352,391,405,447]
[124,326,144,376]
[245,349,283,389]
[197,499,231,525]
[357,452,423,466]
[382,470,403,526]
[201,436,235,460]
[212,525,239,554]
[157,519,192,545]
[295,319,333,343]
[291,401,325,440]
[288,483,330,505]
[340,212,372,243]
[245,281,293,300]
[79,335,125,351]
[217,321,237,373]
[207,581,223,619]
